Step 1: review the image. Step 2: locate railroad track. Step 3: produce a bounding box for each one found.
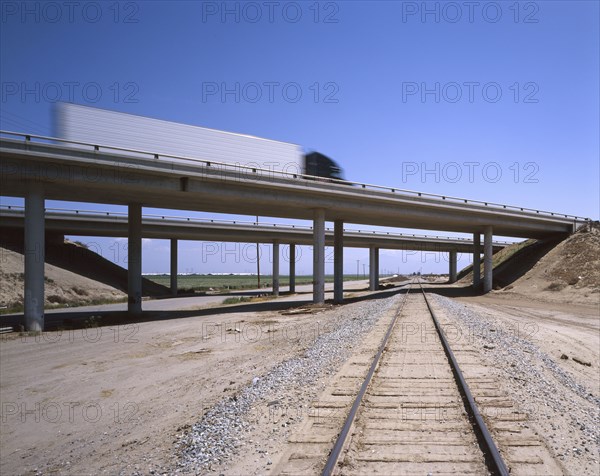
[275,281,515,475]
[315,281,508,475]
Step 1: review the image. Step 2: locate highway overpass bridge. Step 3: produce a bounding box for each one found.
[0,205,509,296]
[0,132,588,331]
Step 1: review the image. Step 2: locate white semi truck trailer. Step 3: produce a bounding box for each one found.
[54,102,343,180]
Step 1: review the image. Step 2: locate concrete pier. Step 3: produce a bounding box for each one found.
[375,248,379,291]
[272,240,280,296]
[473,233,481,288]
[170,238,178,296]
[483,226,493,293]
[334,220,344,304]
[24,184,45,332]
[313,209,325,303]
[289,244,296,293]
[128,204,142,315]
[375,247,380,289]
[369,246,379,291]
[449,250,457,283]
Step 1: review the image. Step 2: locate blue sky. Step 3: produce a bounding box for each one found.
[1,1,598,275]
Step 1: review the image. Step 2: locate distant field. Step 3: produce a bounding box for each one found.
[146,274,365,291]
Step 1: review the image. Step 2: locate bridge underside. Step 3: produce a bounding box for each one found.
[1,178,569,239]
[0,141,577,239]
[1,200,502,331]
[1,139,580,330]
[0,215,506,253]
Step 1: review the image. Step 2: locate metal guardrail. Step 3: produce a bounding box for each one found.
[0,205,514,245]
[0,130,590,223]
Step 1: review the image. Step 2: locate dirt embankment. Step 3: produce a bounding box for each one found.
[0,246,126,312]
[501,222,600,305]
[457,237,561,286]
[458,223,599,305]
[0,238,170,312]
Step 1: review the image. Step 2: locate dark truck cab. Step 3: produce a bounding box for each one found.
[304,152,345,181]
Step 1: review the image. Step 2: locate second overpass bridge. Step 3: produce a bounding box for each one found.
[0,205,508,297]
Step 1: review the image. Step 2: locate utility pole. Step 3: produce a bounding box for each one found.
[356,259,359,280]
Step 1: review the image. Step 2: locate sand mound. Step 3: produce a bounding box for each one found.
[0,246,125,312]
[501,223,600,305]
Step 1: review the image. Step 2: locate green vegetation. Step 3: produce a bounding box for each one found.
[222,296,255,305]
[488,239,538,268]
[221,295,276,305]
[146,274,363,292]
[0,297,128,315]
[0,303,23,315]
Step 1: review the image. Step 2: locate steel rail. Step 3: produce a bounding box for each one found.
[321,282,413,476]
[321,281,510,476]
[418,282,510,476]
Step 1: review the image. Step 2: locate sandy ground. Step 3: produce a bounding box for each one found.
[0,302,323,474]
[452,291,600,475]
[1,282,598,475]
[0,280,370,475]
[456,291,600,395]
[493,224,599,306]
[0,247,125,311]
[268,286,598,476]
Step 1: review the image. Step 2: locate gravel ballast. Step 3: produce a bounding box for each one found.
[176,294,399,473]
[430,293,600,474]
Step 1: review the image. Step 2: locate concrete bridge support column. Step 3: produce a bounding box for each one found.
[334,220,344,304]
[289,244,296,293]
[24,184,45,332]
[170,238,178,297]
[473,233,481,288]
[272,240,280,296]
[449,251,457,283]
[369,246,379,291]
[483,226,493,293]
[313,209,325,304]
[375,248,380,289]
[128,204,142,315]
